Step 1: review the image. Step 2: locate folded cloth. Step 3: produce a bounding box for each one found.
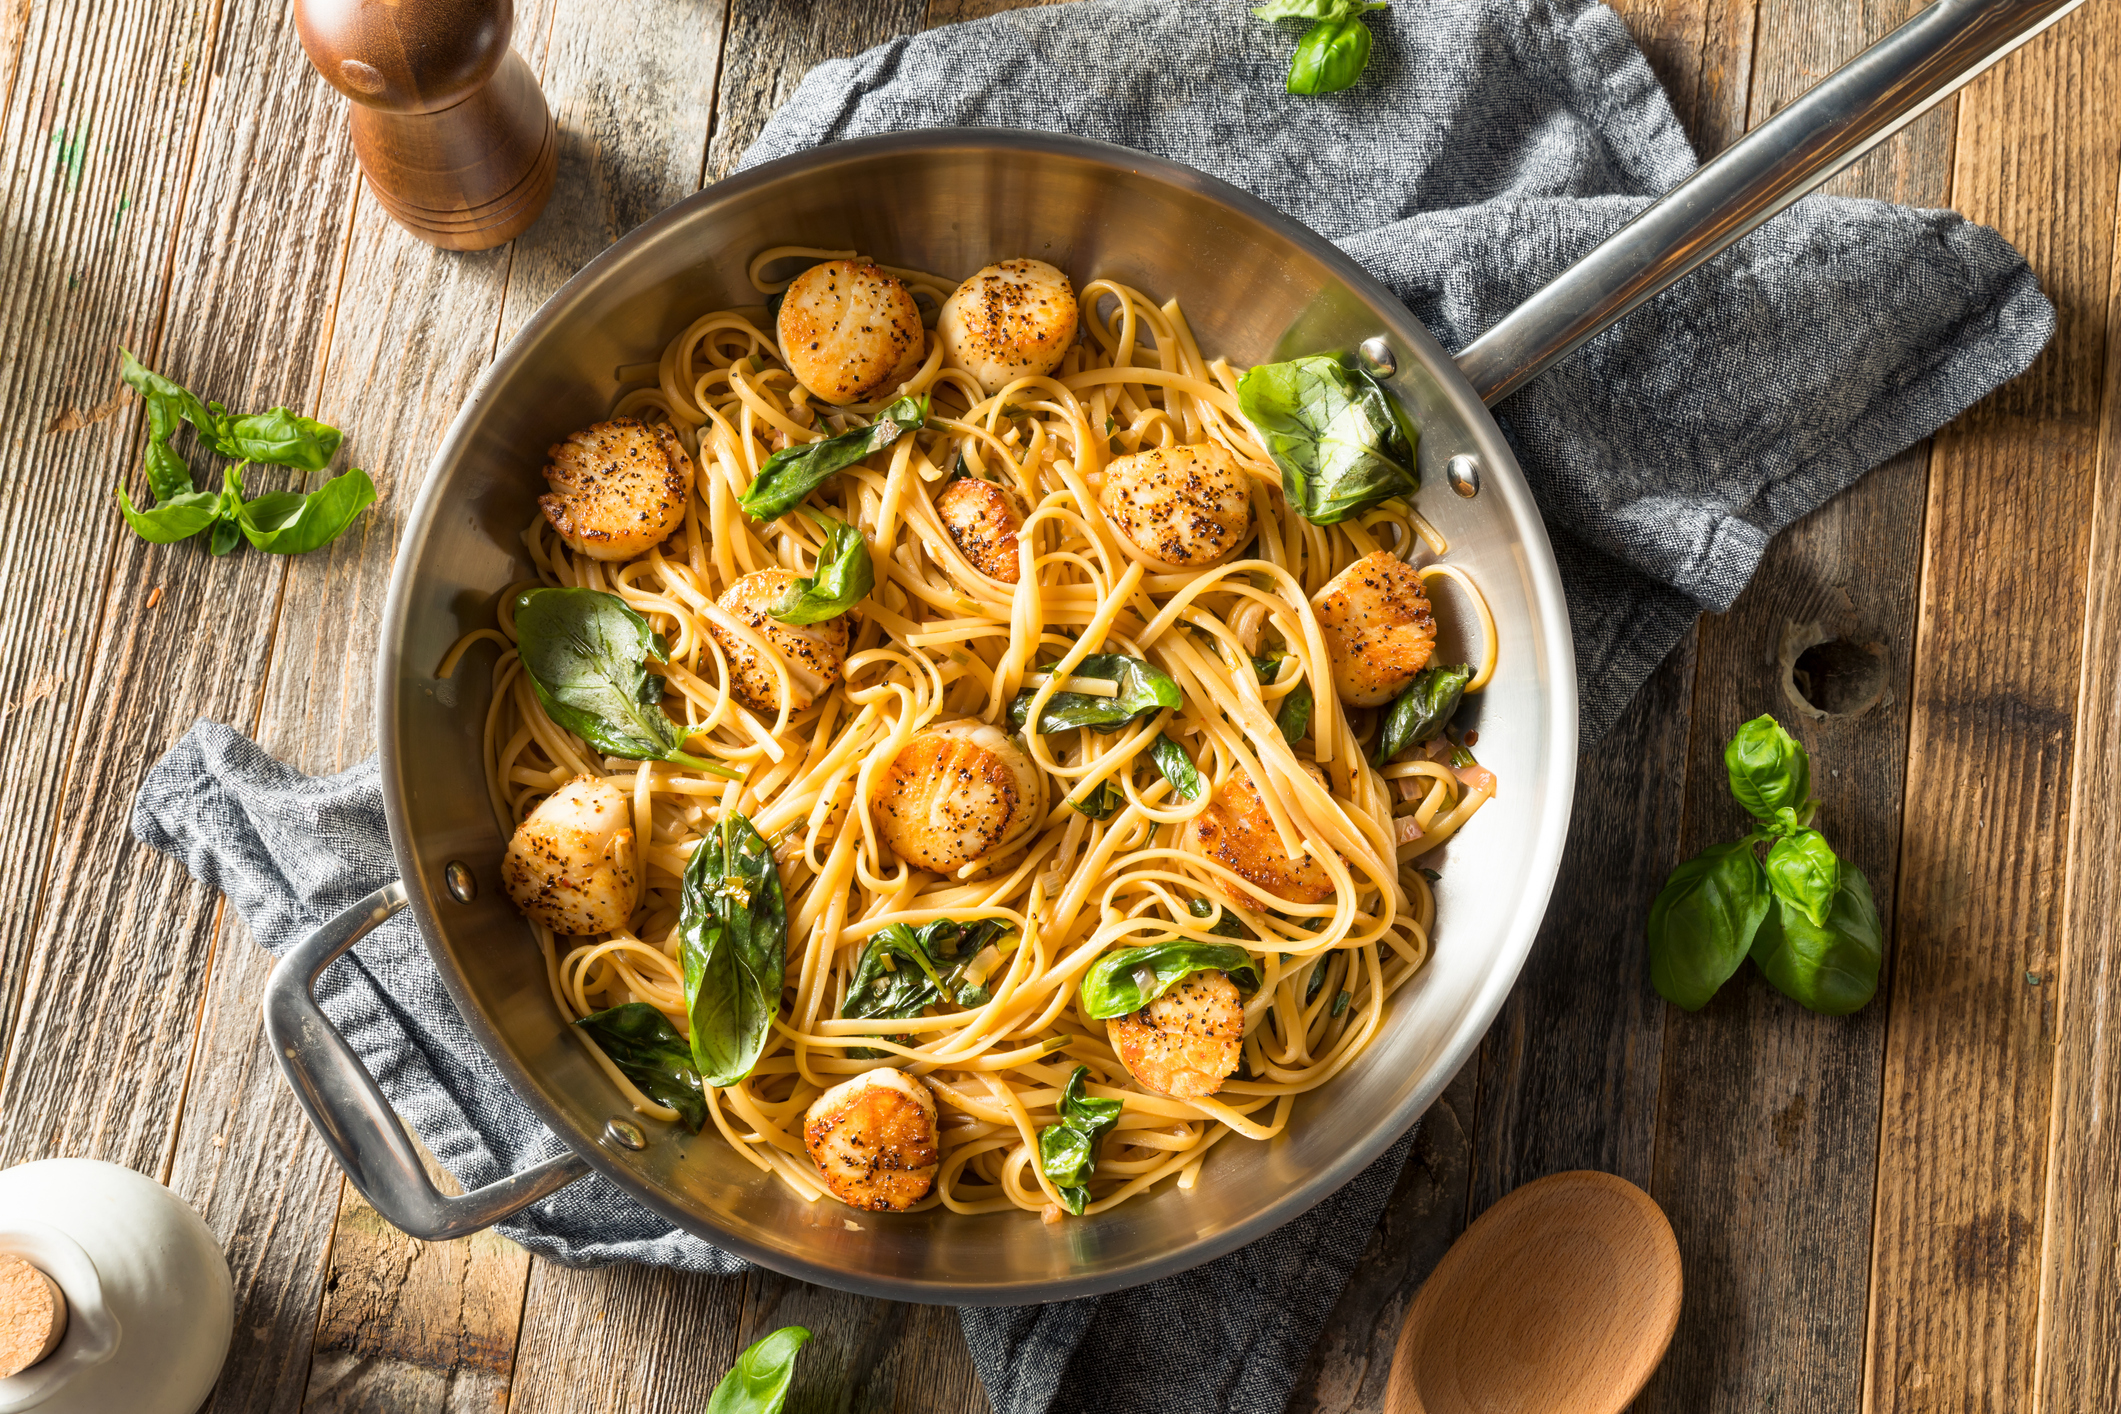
[137,1,2054,1411]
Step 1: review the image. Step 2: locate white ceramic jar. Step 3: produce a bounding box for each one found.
[0,1160,233,1414]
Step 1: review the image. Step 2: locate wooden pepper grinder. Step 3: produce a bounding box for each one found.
[295,0,557,251]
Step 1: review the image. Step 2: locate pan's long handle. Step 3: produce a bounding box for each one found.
[263,881,591,1241]
[1454,0,2088,405]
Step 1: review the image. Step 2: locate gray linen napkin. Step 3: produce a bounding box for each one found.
[134,0,2054,1409]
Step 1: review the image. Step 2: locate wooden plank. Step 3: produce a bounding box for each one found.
[736,1276,990,1413]
[1864,6,2120,1408]
[505,1262,750,1413]
[2033,169,2121,1414]
[703,0,929,181]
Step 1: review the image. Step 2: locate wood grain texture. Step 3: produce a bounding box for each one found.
[505,1261,748,1414]
[1865,7,2121,1408]
[704,0,928,182]
[736,1277,991,1414]
[2033,165,2121,1414]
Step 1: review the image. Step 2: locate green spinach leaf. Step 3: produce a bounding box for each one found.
[1647,838,1770,1011]
[1235,355,1417,524]
[574,1003,708,1132]
[1078,940,1263,1019]
[768,513,874,625]
[706,1325,812,1414]
[1374,663,1472,765]
[841,918,1009,1056]
[1037,1065,1124,1215]
[1764,829,1840,929]
[1725,714,1811,822]
[512,587,740,778]
[235,466,376,554]
[1149,733,1203,801]
[1749,866,1882,1015]
[1188,896,1248,940]
[737,395,926,521]
[679,811,788,1087]
[1007,653,1182,734]
[1276,682,1313,744]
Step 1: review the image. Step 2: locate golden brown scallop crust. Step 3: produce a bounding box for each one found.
[777,260,926,405]
[710,570,849,713]
[1108,969,1245,1099]
[539,418,694,562]
[1312,550,1438,708]
[872,729,1028,873]
[803,1071,942,1211]
[935,477,1024,584]
[1099,444,1253,570]
[1186,767,1338,907]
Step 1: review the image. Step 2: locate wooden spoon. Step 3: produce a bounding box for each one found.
[1384,1170,1682,1414]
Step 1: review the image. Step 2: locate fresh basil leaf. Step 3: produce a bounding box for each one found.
[706,1325,812,1414]
[1749,865,1883,1015]
[679,811,787,1087]
[217,407,342,471]
[1253,0,1383,19]
[768,513,873,625]
[1304,955,1330,1005]
[1764,829,1840,929]
[1331,989,1353,1017]
[1725,714,1812,822]
[1286,13,1375,93]
[1071,778,1124,820]
[512,587,739,778]
[234,466,376,554]
[115,486,223,543]
[1647,838,1771,1011]
[1037,1065,1123,1215]
[1276,682,1313,744]
[1374,663,1472,765]
[1078,941,1263,1019]
[1007,653,1182,734]
[1236,356,1416,523]
[738,395,926,521]
[120,348,217,499]
[574,1002,707,1132]
[1149,734,1203,801]
[1251,654,1284,684]
[209,516,243,556]
[841,918,1008,1056]
[1188,896,1248,939]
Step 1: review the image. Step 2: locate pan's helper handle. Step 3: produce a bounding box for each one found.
[1454,0,2089,405]
[263,881,592,1240]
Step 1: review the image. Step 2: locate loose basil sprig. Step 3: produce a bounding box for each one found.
[706,1325,812,1414]
[574,1003,707,1132]
[1037,1065,1123,1216]
[737,395,927,521]
[1079,941,1263,1019]
[114,349,375,556]
[1647,715,1883,1014]
[1008,653,1182,734]
[512,587,741,779]
[679,811,788,1086]
[1374,663,1473,765]
[1255,0,1389,94]
[768,512,874,625]
[841,917,1010,1057]
[1236,355,1418,524]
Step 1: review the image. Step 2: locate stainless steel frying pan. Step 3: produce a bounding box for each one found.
[263,0,2084,1302]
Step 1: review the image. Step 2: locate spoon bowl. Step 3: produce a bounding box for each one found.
[1385,1170,1682,1414]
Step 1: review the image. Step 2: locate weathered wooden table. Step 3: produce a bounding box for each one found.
[2,0,2116,1408]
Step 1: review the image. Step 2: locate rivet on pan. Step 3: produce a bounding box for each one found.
[1358,337,1396,378]
[603,1119,647,1151]
[1446,455,1481,499]
[444,861,477,904]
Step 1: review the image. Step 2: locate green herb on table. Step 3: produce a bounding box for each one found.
[114,349,375,555]
[1007,653,1182,734]
[1037,1065,1124,1215]
[1254,0,1389,94]
[768,512,874,625]
[1235,355,1418,524]
[1078,940,1263,1019]
[573,1002,707,1132]
[679,811,789,1085]
[511,586,741,778]
[737,394,927,521]
[706,1325,812,1414]
[1646,715,1883,1014]
[1374,663,1474,765]
[841,918,1012,1057]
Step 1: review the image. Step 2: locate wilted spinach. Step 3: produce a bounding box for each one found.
[737,395,927,521]
[1276,683,1313,744]
[1254,0,1389,95]
[1374,663,1473,765]
[1188,896,1248,940]
[1078,940,1263,1019]
[574,1003,707,1132]
[113,349,374,556]
[679,811,788,1086]
[1646,714,1882,1015]
[1149,733,1203,801]
[841,918,1010,1057]
[768,512,874,625]
[706,1325,812,1414]
[1037,1065,1124,1215]
[1070,778,1124,821]
[1235,354,1417,524]
[513,587,741,778]
[1007,653,1182,734]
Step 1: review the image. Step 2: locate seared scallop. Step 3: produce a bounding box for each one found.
[1109,969,1244,1099]
[710,569,848,713]
[1311,550,1437,708]
[935,476,1024,585]
[1186,765,1336,907]
[937,259,1077,396]
[502,775,639,935]
[871,719,1040,873]
[803,1068,942,1211]
[539,418,694,562]
[1099,444,1253,571]
[777,260,926,406]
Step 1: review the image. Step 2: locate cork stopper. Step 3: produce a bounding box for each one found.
[0,1253,67,1377]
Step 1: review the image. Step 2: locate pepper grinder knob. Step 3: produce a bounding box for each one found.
[294,0,557,251]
